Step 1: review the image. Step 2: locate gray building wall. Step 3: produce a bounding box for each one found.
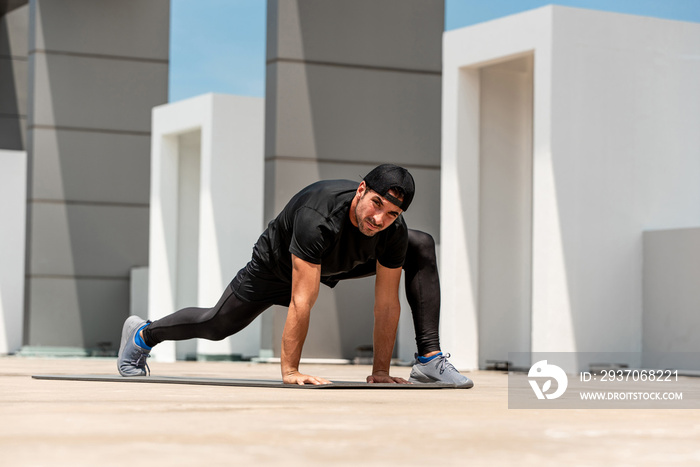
[643,228,700,371]
[264,0,444,359]
[0,1,28,150]
[23,0,169,350]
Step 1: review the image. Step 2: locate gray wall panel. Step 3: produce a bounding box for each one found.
[268,0,442,71]
[30,53,168,131]
[0,3,28,150]
[27,277,129,349]
[0,113,25,149]
[264,62,278,159]
[23,0,169,352]
[0,2,28,56]
[264,0,443,359]
[270,62,441,164]
[0,56,27,115]
[33,0,169,60]
[397,167,441,237]
[31,128,150,204]
[643,228,700,370]
[28,202,149,277]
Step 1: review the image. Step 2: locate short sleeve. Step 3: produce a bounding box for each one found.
[377,219,408,269]
[289,207,332,264]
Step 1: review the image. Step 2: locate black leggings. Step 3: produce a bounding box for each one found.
[143,229,441,355]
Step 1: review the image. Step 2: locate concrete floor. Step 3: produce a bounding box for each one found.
[1,357,699,466]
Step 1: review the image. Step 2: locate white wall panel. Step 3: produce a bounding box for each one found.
[0,150,26,354]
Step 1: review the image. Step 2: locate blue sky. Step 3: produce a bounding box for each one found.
[169,0,700,102]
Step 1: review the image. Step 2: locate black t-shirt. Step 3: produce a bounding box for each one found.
[231,179,408,303]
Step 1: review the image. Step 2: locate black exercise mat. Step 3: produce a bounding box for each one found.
[32,374,456,389]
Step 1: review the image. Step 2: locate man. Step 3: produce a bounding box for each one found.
[118,164,473,388]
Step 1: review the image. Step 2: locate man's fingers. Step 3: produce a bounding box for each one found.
[283,371,331,385]
[303,374,330,385]
[314,376,332,385]
[296,374,331,385]
[366,375,411,384]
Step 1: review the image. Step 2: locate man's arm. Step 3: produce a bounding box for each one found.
[280,254,331,385]
[367,261,409,384]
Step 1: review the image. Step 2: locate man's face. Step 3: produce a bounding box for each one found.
[352,182,403,237]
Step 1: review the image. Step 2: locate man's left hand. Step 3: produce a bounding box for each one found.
[366,374,410,384]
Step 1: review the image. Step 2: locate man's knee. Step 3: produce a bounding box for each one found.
[205,326,234,341]
[408,230,436,257]
[406,230,438,270]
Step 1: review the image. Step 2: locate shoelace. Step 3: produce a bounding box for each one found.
[434,353,457,375]
[133,352,151,376]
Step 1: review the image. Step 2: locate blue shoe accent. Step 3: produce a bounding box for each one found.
[417,352,442,364]
[134,324,151,350]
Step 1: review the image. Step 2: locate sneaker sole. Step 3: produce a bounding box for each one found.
[409,367,475,389]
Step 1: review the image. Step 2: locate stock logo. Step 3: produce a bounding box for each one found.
[528,360,568,400]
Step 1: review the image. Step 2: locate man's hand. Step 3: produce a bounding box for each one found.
[283,370,331,386]
[366,372,410,384]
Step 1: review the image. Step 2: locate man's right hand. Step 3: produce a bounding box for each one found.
[283,371,331,386]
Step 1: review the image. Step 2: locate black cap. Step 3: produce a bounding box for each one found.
[363,164,415,211]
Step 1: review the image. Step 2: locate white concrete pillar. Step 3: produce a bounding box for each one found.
[148,94,264,361]
[443,6,700,371]
[0,150,27,354]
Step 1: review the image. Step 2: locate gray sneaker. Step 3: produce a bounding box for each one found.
[117,316,151,377]
[409,353,474,388]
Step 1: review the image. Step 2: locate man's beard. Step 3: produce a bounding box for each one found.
[354,205,380,237]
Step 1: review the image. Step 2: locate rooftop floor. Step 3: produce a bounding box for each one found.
[1,357,699,466]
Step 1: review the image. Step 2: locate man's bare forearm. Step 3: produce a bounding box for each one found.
[371,303,401,376]
[280,301,311,377]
